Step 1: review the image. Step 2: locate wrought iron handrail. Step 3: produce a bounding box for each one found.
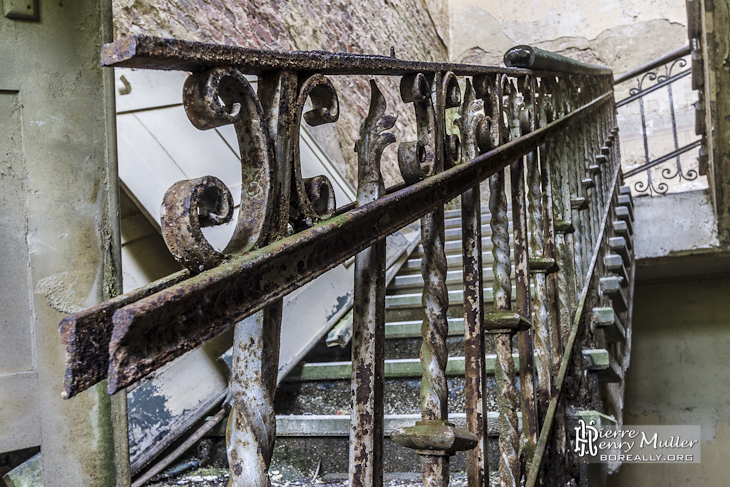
[623,139,701,178]
[614,44,701,196]
[613,44,690,85]
[616,68,691,107]
[60,36,630,487]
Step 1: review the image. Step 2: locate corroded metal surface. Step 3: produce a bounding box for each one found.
[103,35,533,77]
[489,157,520,487]
[59,91,610,399]
[58,269,189,399]
[416,71,451,487]
[527,83,552,426]
[58,37,626,487]
[226,306,280,487]
[456,79,489,487]
[504,45,612,76]
[508,77,539,472]
[349,80,393,487]
[525,110,625,487]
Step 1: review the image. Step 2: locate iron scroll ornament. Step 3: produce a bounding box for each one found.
[629,57,698,195]
[161,66,338,272]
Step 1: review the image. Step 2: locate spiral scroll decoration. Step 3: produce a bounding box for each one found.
[161,67,342,487]
[161,67,339,273]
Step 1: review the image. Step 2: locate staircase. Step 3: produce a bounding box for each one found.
[264,203,625,480]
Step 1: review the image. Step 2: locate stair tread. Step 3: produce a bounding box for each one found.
[286,349,610,381]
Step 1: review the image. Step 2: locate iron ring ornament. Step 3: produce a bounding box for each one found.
[161,67,338,272]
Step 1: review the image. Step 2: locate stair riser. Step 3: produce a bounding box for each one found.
[270,436,501,478]
[410,233,514,259]
[385,287,517,311]
[388,266,516,294]
[401,251,513,274]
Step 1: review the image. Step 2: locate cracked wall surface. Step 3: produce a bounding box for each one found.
[448,0,688,77]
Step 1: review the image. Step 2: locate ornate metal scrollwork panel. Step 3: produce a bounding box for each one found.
[161,68,341,272]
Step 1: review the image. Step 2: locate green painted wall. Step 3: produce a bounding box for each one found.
[608,273,730,486]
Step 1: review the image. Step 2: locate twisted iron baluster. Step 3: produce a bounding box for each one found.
[566,80,585,293]
[526,80,552,424]
[550,80,577,347]
[227,306,280,487]
[537,78,570,486]
[511,77,539,472]
[490,169,520,487]
[419,71,452,487]
[391,71,475,487]
[491,77,520,485]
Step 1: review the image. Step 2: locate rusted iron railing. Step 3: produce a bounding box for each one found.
[59,37,632,487]
[614,45,704,196]
[615,0,709,198]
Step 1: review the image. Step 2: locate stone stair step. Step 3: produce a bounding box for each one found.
[384,319,465,339]
[273,412,499,437]
[284,349,611,382]
[410,233,514,259]
[443,224,494,241]
[443,206,494,220]
[385,286,513,310]
[444,213,492,229]
[400,251,501,275]
[208,409,613,438]
[592,307,626,342]
[388,266,516,294]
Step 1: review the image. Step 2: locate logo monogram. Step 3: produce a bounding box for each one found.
[574,419,599,457]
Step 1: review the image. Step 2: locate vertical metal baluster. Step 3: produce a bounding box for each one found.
[578,81,596,272]
[510,77,539,474]
[350,80,395,487]
[419,71,451,487]
[490,168,520,487]
[536,79,564,384]
[392,72,475,487]
[566,79,585,293]
[459,78,491,487]
[588,84,607,254]
[552,80,577,349]
[491,76,521,487]
[227,305,281,487]
[636,79,656,194]
[588,83,603,242]
[227,70,297,487]
[525,78,553,427]
[584,103,600,264]
[537,79,570,486]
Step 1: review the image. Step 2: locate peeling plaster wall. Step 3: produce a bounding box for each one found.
[448,0,688,78]
[634,190,719,259]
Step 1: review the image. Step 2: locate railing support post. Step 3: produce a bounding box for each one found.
[458,78,491,487]
[349,80,393,487]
